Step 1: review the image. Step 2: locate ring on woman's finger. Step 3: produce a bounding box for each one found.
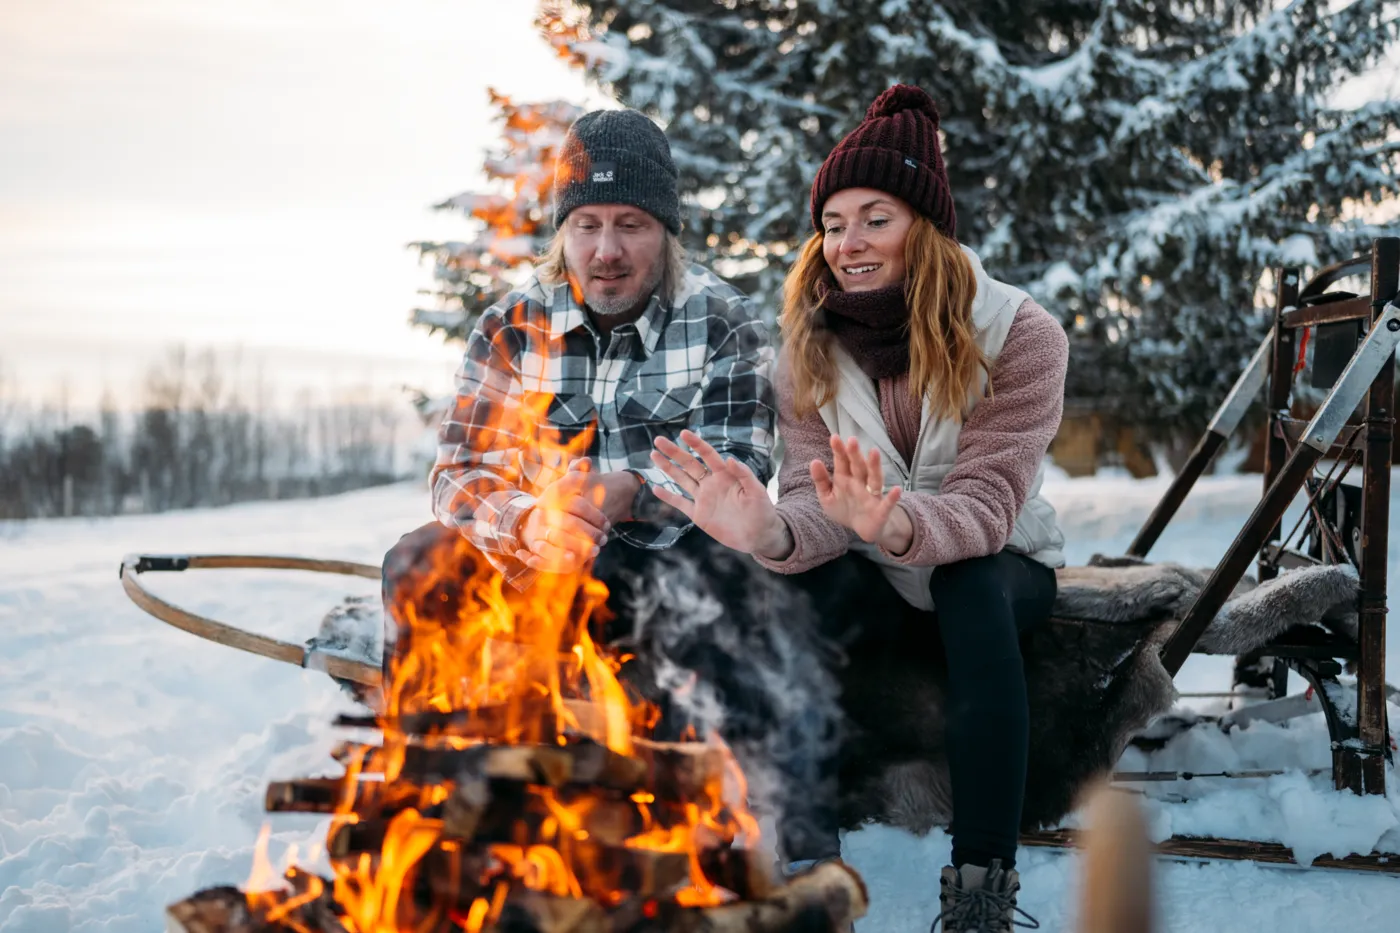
[866,485,880,496]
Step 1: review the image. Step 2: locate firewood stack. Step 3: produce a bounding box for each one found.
[164,708,868,933]
[164,492,868,933]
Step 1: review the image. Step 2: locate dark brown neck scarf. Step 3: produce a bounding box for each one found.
[821,280,910,380]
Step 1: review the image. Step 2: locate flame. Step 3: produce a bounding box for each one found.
[245,295,763,928]
[335,810,444,933]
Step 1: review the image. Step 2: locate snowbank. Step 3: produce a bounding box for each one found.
[5,475,1400,932]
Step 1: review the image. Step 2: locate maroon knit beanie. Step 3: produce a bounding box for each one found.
[809,85,956,238]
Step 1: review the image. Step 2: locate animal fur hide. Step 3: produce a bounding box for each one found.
[316,538,1359,839]
[839,555,1359,834]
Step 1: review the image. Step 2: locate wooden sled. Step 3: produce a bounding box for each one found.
[1019,237,1400,870]
[119,553,384,689]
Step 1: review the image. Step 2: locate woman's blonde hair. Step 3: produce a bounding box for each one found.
[780,215,987,422]
[536,228,688,303]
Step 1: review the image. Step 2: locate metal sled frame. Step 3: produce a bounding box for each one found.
[1020,238,1400,874]
[1126,236,1400,797]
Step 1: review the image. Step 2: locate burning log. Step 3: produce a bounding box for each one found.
[585,846,691,900]
[630,739,725,802]
[409,740,649,790]
[442,774,492,841]
[165,887,268,933]
[265,776,445,817]
[165,875,347,933]
[454,861,865,933]
[328,791,649,860]
[684,861,867,933]
[273,741,715,824]
[491,890,610,933]
[265,778,345,813]
[327,739,647,791]
[335,705,561,742]
[335,700,608,744]
[696,846,778,901]
[168,860,867,933]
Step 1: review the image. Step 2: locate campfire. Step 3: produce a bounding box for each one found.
[164,337,868,933]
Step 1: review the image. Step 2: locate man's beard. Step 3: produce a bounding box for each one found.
[585,259,666,318]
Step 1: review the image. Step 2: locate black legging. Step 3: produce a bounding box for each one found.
[781,549,1057,869]
[928,550,1057,867]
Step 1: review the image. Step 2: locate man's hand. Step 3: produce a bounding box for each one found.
[811,436,913,554]
[513,464,610,574]
[513,463,639,574]
[650,430,792,559]
[567,462,642,527]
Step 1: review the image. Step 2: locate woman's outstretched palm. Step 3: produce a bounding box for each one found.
[811,435,904,544]
[650,430,781,554]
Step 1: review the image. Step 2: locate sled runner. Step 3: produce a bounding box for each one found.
[119,553,385,690]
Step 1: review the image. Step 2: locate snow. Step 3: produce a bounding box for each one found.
[1276,234,1320,269]
[1116,709,1400,864]
[1035,260,1083,298]
[6,472,1400,931]
[434,193,511,218]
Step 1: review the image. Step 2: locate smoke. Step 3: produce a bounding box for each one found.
[598,532,849,858]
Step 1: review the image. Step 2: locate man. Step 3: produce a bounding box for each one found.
[382,107,776,680]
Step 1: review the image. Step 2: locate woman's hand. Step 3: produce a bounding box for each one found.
[650,430,793,559]
[811,436,913,554]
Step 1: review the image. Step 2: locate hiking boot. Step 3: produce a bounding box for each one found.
[931,860,1039,933]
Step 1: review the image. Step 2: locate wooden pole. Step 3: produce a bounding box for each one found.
[1353,237,1399,795]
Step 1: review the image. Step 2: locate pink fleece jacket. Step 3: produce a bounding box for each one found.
[757,299,1068,572]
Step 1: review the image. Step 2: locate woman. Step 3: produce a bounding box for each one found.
[649,85,1068,932]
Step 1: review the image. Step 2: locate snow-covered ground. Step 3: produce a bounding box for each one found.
[4,473,1400,933]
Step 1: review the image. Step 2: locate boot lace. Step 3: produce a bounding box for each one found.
[931,878,1040,933]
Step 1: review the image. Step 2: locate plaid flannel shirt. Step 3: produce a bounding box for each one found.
[432,263,776,589]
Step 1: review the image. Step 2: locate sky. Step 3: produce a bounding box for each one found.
[2,1,1396,412]
[0,0,595,409]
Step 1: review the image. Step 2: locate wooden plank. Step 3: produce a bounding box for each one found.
[1280,295,1373,329]
[697,846,778,900]
[631,738,725,801]
[1261,271,1300,591]
[400,739,648,791]
[1127,430,1227,558]
[1021,828,1400,874]
[1354,236,1399,795]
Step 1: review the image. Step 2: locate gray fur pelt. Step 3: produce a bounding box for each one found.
[313,546,1359,839]
[840,556,1360,835]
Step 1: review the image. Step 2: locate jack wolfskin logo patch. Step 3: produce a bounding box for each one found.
[904,158,919,168]
[591,162,617,183]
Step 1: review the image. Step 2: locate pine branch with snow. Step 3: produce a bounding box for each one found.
[408,88,583,344]
[551,0,1400,433]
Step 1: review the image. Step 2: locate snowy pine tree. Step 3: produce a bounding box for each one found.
[547,0,1400,432]
[409,90,583,344]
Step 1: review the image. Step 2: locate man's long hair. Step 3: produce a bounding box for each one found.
[536,228,689,305]
[780,216,988,422]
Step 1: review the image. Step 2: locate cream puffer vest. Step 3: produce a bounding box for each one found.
[817,245,1066,610]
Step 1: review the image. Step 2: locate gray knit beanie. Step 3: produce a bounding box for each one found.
[553,109,681,235]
